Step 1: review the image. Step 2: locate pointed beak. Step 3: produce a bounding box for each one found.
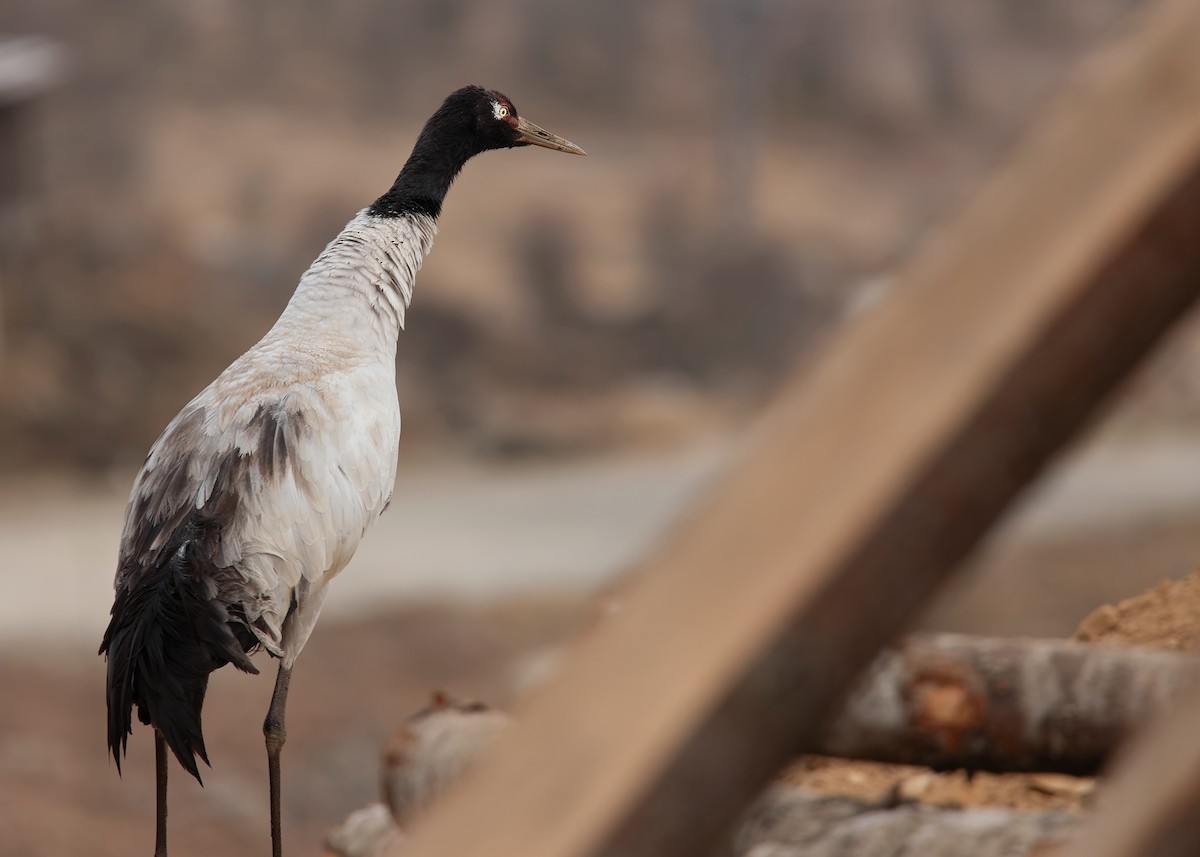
[514,116,587,156]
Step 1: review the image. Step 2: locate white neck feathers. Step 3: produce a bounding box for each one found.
[285,209,438,339]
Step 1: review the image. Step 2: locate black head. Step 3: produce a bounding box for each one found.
[370,85,585,220]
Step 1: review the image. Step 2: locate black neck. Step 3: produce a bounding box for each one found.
[368,109,481,220]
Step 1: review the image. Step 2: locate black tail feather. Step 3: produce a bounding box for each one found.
[100,542,259,782]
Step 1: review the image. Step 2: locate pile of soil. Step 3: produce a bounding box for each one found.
[1072,573,1200,650]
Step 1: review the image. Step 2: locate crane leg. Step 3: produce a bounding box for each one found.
[154,730,168,857]
[264,663,292,857]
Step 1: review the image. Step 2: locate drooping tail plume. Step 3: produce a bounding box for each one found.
[100,541,259,781]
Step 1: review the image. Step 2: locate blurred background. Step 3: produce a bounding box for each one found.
[3,0,1200,854]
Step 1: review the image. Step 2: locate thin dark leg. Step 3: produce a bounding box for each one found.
[155,730,168,857]
[264,663,292,857]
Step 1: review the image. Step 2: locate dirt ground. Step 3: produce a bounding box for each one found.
[0,600,589,857]
[3,571,1198,856]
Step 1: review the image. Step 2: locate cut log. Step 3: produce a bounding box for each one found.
[735,785,1077,857]
[822,634,1200,774]
[329,784,1078,857]
[381,694,511,825]
[326,695,511,857]
[324,805,405,857]
[335,634,1194,857]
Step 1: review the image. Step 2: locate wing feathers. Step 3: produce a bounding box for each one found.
[107,361,399,773]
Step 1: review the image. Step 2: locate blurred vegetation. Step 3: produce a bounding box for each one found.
[0,0,1158,471]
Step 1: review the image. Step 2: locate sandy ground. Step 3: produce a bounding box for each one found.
[6,431,1200,651]
[0,440,728,651]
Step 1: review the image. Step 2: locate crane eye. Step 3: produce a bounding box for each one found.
[493,102,509,119]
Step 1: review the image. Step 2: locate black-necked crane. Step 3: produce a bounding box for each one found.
[98,85,584,857]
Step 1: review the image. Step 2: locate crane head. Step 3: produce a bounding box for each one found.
[434,85,586,157]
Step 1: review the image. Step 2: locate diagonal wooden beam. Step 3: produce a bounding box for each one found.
[1056,684,1200,857]
[396,2,1200,855]
[1056,686,1200,854]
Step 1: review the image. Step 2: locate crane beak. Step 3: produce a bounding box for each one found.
[514,116,587,156]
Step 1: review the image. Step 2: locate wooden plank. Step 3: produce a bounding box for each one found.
[1056,686,1200,857]
[397,2,1200,856]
